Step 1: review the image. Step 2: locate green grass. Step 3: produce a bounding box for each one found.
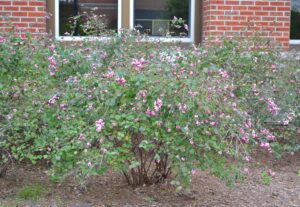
[261,171,272,186]
[17,184,48,201]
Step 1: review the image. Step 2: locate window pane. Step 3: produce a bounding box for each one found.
[59,0,118,36]
[134,0,190,38]
[291,0,300,39]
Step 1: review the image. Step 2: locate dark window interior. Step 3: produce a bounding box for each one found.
[59,0,118,36]
[291,0,300,39]
[134,0,190,38]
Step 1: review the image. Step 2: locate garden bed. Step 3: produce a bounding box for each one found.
[0,151,299,207]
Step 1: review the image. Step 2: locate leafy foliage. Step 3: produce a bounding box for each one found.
[0,30,299,189]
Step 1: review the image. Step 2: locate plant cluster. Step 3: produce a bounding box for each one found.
[0,30,299,189]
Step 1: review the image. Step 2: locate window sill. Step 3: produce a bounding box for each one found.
[56,35,194,43]
[290,40,300,45]
[137,37,194,43]
[55,36,112,41]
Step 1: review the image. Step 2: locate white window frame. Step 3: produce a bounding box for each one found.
[290,40,300,44]
[55,0,122,41]
[130,0,195,43]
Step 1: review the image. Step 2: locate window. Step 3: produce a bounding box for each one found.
[52,0,197,42]
[131,0,195,42]
[55,0,121,40]
[290,0,300,44]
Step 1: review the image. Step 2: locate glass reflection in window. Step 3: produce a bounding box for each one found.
[59,0,118,36]
[291,0,300,39]
[134,0,190,38]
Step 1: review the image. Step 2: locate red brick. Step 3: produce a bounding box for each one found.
[0,1,11,6]
[270,2,285,6]
[22,7,36,11]
[37,18,46,23]
[21,17,37,22]
[248,17,261,21]
[276,28,290,32]
[255,1,269,6]
[217,16,232,20]
[210,11,225,15]
[231,27,244,31]
[37,7,45,11]
[233,16,247,21]
[241,1,254,5]
[240,11,254,15]
[226,21,240,26]
[277,7,290,11]
[218,6,232,10]
[232,6,247,10]
[226,1,240,5]
[217,26,228,30]
[277,17,290,21]
[12,12,27,16]
[29,2,45,7]
[210,1,225,5]
[269,32,284,37]
[29,23,45,28]
[13,2,28,6]
[275,37,289,42]
[4,6,19,11]
[271,22,284,27]
[202,0,291,49]
[210,21,225,26]
[263,7,276,11]
[28,12,44,17]
[270,12,284,16]
[14,23,28,27]
[248,6,262,11]
[224,10,239,15]
[262,17,276,21]
[255,11,269,16]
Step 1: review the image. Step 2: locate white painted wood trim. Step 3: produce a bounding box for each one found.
[130,0,134,29]
[290,40,300,45]
[118,0,122,30]
[55,0,59,39]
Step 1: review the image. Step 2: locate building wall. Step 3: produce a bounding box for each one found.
[0,0,292,49]
[0,0,46,35]
[202,0,291,49]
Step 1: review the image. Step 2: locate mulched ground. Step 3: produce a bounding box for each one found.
[0,152,299,207]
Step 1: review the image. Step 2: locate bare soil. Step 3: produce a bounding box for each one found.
[0,152,299,207]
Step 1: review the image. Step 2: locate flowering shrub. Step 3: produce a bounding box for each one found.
[0,30,299,188]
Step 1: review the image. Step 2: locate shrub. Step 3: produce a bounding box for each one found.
[0,30,299,189]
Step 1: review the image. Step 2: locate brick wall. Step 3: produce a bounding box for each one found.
[202,0,291,49]
[0,0,292,49]
[0,0,46,36]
